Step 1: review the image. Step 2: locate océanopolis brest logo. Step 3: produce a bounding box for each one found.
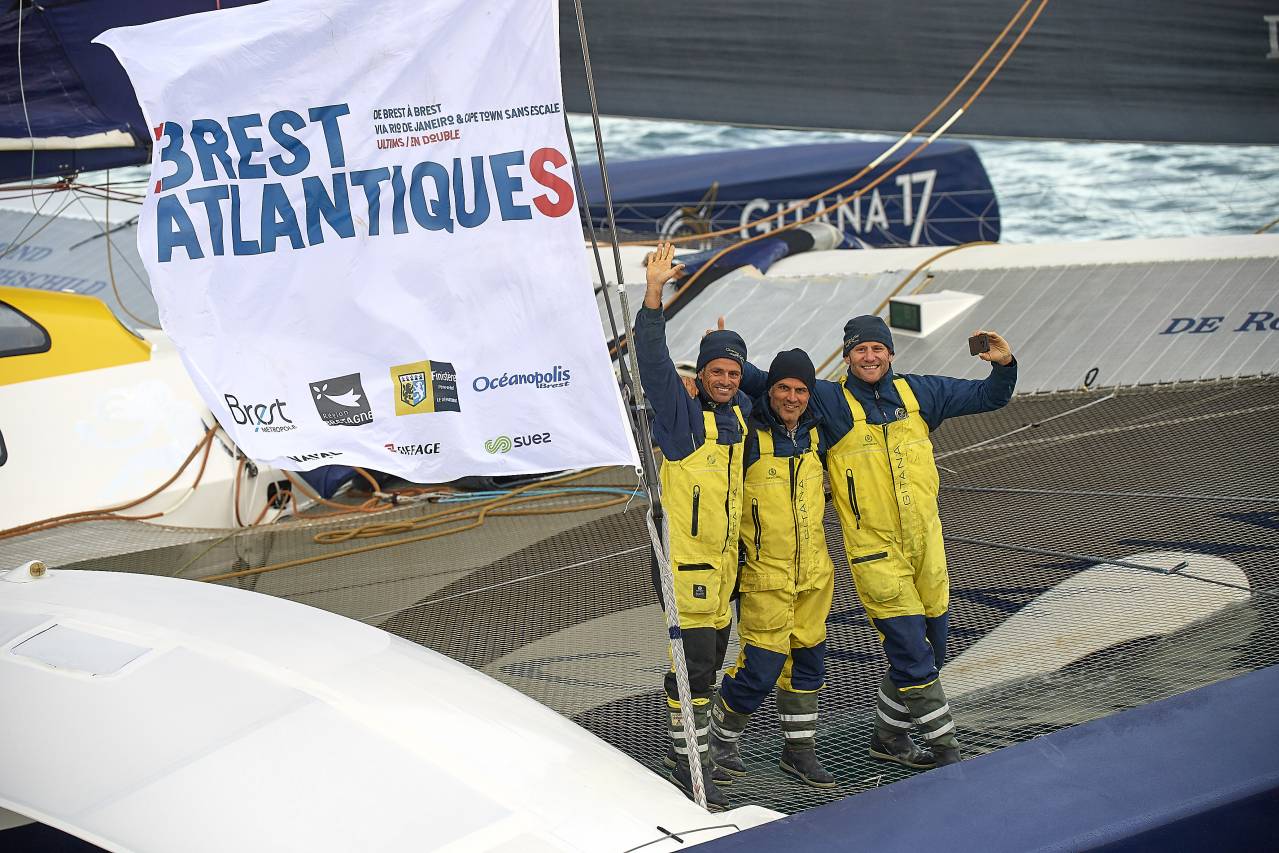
[472,365,570,393]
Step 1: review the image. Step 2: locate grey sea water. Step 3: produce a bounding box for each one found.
[567,115,1279,244]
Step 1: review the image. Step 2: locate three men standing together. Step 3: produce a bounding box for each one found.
[635,242,1017,809]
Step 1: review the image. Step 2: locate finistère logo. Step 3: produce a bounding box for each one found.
[472,366,571,393]
[484,432,552,454]
[390,359,461,415]
[311,373,373,427]
[222,393,296,432]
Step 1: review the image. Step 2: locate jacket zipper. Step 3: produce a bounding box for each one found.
[751,499,762,559]
[845,468,861,529]
[691,485,700,536]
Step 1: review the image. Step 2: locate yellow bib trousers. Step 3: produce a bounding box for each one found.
[826,378,958,750]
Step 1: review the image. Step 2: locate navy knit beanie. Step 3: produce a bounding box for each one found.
[842,315,895,355]
[697,329,748,371]
[766,349,816,391]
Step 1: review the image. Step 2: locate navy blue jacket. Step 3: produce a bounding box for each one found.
[634,306,751,461]
[742,359,1017,447]
[743,393,824,472]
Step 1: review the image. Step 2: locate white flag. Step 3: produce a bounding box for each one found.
[96,0,638,479]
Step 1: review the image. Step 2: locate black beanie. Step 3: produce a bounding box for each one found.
[766,348,816,391]
[843,315,895,355]
[697,329,748,371]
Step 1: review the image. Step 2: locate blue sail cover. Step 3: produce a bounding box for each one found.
[576,140,1000,248]
[0,0,261,183]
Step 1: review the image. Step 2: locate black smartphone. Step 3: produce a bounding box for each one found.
[968,333,990,356]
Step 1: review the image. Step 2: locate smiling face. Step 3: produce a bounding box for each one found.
[845,341,894,384]
[698,358,742,404]
[768,378,810,430]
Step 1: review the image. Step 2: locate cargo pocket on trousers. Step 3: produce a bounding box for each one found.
[674,563,718,615]
[850,552,901,604]
[739,586,791,631]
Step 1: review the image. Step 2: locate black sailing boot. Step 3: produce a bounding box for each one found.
[869,672,936,769]
[898,678,962,769]
[777,689,837,788]
[709,692,750,776]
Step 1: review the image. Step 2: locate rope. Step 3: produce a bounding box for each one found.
[608,0,1047,363]
[0,424,219,541]
[617,0,1042,249]
[654,0,1048,309]
[196,468,635,583]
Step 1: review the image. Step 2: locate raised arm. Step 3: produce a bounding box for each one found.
[908,330,1018,431]
[634,244,698,457]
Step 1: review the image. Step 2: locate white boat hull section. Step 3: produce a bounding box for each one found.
[943,551,1250,698]
[0,334,288,531]
[0,568,779,852]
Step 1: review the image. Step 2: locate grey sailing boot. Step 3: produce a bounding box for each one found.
[709,692,750,777]
[667,703,732,805]
[869,672,936,769]
[665,702,735,785]
[898,677,962,768]
[777,689,837,788]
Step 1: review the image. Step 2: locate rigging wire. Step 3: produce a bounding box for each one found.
[102,169,162,330]
[1,1,62,261]
[569,0,707,808]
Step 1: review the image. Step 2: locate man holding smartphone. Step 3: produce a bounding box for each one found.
[741,315,1016,768]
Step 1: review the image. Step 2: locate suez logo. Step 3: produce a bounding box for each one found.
[223,394,296,432]
[471,366,571,393]
[484,432,552,454]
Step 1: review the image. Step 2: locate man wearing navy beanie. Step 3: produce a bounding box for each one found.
[740,312,1018,769]
[709,347,841,789]
[633,242,752,810]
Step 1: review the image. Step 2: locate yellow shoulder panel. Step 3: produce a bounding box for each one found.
[0,287,151,386]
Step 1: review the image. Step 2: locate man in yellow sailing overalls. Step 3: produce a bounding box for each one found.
[741,316,1016,767]
[708,349,840,788]
[634,242,750,809]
